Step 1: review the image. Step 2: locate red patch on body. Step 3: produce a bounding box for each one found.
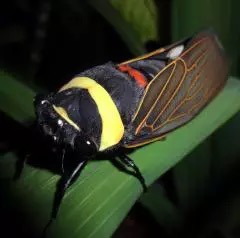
[118,64,147,87]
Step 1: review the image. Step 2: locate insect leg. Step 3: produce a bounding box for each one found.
[61,148,66,174]
[43,159,88,234]
[119,154,147,192]
[52,159,88,219]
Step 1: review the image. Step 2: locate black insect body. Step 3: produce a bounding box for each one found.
[34,30,228,221]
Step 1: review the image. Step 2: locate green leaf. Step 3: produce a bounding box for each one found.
[0,75,240,237]
[140,183,183,235]
[87,0,158,55]
[211,113,240,177]
[171,0,232,42]
[0,70,35,122]
[172,139,212,213]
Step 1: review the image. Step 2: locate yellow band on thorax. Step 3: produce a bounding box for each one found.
[59,77,124,151]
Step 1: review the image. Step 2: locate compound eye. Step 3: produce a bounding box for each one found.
[74,135,97,156]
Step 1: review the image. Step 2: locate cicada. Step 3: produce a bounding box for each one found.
[34,29,228,219]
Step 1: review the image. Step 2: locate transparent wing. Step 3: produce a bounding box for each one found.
[124,30,228,148]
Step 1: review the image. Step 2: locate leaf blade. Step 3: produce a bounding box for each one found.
[0,76,240,237]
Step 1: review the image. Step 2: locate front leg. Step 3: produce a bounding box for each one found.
[43,159,88,235]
